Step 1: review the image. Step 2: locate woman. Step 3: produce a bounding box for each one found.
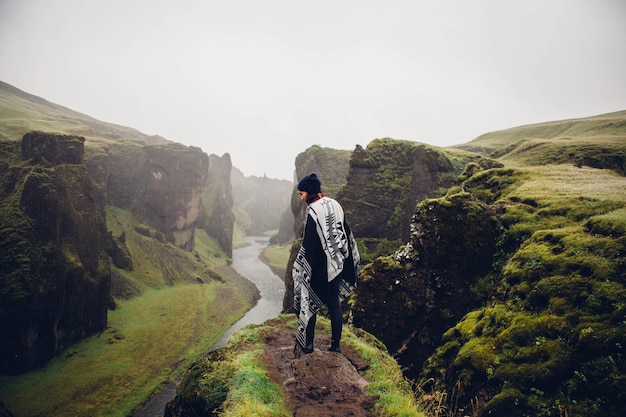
[292,172,361,356]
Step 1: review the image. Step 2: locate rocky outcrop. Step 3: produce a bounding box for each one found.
[338,138,456,242]
[200,154,235,257]
[351,192,501,380]
[0,132,111,374]
[85,142,210,251]
[137,144,209,251]
[290,145,353,237]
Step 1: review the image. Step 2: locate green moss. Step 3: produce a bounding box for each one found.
[585,207,626,237]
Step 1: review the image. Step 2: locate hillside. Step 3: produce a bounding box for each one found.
[0,80,167,145]
[454,110,626,156]
[348,114,626,415]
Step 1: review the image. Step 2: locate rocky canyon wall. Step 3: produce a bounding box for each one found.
[0,132,111,374]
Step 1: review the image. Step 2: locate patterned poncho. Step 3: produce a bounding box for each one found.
[293,196,361,350]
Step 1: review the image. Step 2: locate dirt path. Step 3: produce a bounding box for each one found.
[260,317,379,417]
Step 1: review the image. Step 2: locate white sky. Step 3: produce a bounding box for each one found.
[1,0,625,181]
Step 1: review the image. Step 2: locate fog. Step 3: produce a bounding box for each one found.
[1,0,625,180]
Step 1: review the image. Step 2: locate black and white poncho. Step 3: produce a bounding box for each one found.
[293,196,361,350]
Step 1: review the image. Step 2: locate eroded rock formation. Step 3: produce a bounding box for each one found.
[351,192,501,380]
[138,144,209,251]
[338,139,456,242]
[86,142,211,252]
[0,132,111,374]
[200,153,235,257]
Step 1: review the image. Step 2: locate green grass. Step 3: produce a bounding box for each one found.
[182,315,425,417]
[221,348,291,417]
[0,281,252,416]
[0,81,153,144]
[262,242,292,271]
[342,328,426,416]
[0,205,253,416]
[456,110,626,154]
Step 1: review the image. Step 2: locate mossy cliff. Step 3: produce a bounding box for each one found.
[339,138,458,243]
[0,132,111,374]
[352,151,626,415]
[352,191,502,381]
[290,144,353,236]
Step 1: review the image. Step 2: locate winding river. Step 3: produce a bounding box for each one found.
[134,235,286,416]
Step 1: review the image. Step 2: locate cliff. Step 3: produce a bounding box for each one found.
[0,132,111,374]
[351,127,626,415]
[338,138,457,243]
[199,153,235,257]
[352,191,502,381]
[290,145,353,236]
[85,141,210,251]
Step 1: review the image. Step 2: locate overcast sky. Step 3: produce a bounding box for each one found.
[1,1,625,180]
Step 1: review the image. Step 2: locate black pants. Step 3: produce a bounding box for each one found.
[305,277,342,344]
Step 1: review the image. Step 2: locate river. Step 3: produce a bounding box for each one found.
[133,235,286,416]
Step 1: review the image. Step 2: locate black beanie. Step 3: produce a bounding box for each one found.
[297,172,321,194]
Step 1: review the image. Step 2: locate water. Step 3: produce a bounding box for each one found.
[211,235,286,348]
[133,235,285,416]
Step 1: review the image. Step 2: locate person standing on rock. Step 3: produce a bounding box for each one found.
[292,172,361,356]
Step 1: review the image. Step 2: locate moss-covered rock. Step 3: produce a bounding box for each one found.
[418,168,626,416]
[339,138,457,242]
[0,132,111,374]
[352,191,502,381]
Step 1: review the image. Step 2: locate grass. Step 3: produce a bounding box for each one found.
[0,81,152,144]
[342,327,426,417]
[508,164,625,203]
[456,110,626,154]
[0,281,252,416]
[185,315,425,417]
[0,205,254,417]
[261,242,292,271]
[221,348,291,417]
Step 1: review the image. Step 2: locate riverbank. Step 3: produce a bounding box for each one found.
[134,235,286,416]
[0,274,255,417]
[132,263,260,417]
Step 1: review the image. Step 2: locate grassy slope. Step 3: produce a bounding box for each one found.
[420,111,626,415]
[0,206,254,417]
[0,80,157,144]
[454,110,626,154]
